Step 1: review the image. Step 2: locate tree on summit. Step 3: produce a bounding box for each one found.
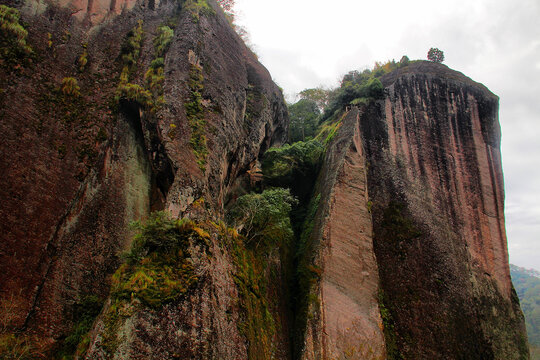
[427,47,444,63]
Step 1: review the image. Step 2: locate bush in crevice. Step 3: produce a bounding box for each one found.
[262,140,324,203]
[61,77,80,97]
[227,188,297,251]
[225,188,296,358]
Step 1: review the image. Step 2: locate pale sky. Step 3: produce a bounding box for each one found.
[234,0,540,270]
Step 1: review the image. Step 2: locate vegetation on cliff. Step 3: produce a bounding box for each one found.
[227,189,296,358]
[0,5,33,70]
[102,212,208,355]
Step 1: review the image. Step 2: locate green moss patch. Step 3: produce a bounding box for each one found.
[217,222,277,359]
[102,212,208,355]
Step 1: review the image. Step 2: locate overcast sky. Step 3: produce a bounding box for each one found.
[234,0,540,270]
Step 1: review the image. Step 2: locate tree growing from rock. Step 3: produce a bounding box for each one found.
[427,47,444,63]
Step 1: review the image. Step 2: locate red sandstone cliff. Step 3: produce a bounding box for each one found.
[302,62,527,359]
[0,0,288,356]
[0,0,528,357]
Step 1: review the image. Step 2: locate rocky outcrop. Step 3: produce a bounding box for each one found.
[0,0,287,355]
[302,62,528,359]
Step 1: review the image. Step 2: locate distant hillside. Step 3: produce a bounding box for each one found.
[511,264,540,358]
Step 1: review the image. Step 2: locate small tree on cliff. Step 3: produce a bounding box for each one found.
[427,48,445,63]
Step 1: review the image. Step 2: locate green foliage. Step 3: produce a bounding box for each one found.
[427,47,444,63]
[321,69,384,121]
[61,77,81,97]
[314,116,342,145]
[102,212,206,354]
[150,57,164,69]
[153,26,174,57]
[184,0,214,21]
[185,63,208,171]
[115,21,148,106]
[511,265,540,347]
[55,295,103,360]
[228,188,297,250]
[378,290,403,360]
[115,21,171,112]
[116,211,206,307]
[126,211,206,262]
[0,5,33,69]
[288,99,320,143]
[319,59,413,122]
[262,140,324,201]
[120,20,144,68]
[298,87,331,112]
[78,49,88,72]
[116,78,152,106]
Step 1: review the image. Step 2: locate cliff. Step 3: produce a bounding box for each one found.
[301,62,528,359]
[0,0,288,357]
[0,0,528,358]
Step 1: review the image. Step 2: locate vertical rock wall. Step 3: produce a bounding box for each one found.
[302,62,527,359]
[302,109,386,360]
[0,0,288,356]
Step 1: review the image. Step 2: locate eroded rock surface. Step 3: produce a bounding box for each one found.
[0,0,287,355]
[302,62,527,359]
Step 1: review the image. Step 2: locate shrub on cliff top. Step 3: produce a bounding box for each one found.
[427,47,445,63]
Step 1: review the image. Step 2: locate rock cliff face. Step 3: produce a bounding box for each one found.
[0,0,287,356]
[0,0,528,358]
[302,62,528,359]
